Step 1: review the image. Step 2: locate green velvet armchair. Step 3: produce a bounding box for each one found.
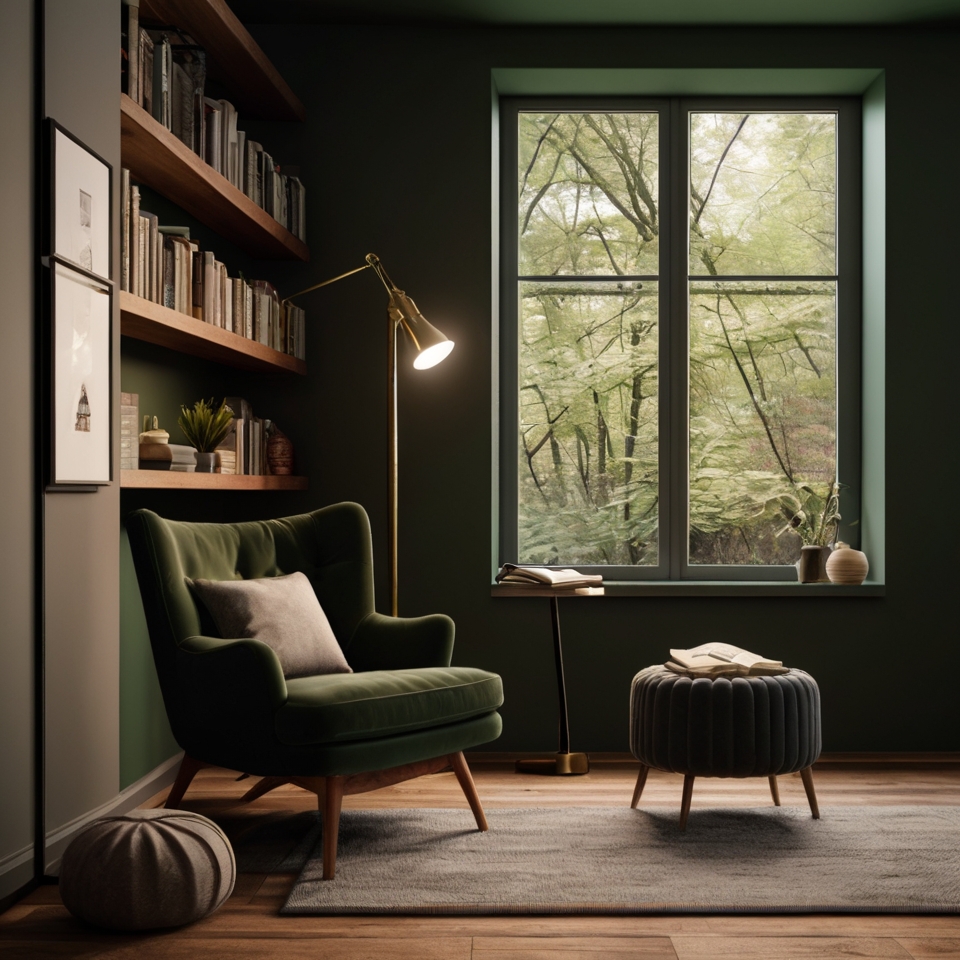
[125,501,503,879]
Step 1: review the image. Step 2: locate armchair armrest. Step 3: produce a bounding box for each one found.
[345,612,455,671]
[177,634,289,711]
[170,636,290,767]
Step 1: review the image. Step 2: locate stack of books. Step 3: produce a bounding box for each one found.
[494,564,604,595]
[219,397,276,477]
[120,392,139,471]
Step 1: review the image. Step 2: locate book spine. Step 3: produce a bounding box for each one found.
[129,184,140,298]
[162,236,174,309]
[120,168,130,293]
[191,249,203,320]
[125,3,139,101]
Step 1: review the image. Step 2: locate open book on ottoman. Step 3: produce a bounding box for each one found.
[666,642,789,677]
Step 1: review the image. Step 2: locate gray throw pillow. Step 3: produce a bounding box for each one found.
[187,571,352,679]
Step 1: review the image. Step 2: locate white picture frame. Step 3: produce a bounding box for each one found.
[51,260,112,486]
[48,120,111,282]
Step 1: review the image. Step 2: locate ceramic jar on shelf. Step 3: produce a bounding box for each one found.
[796,544,833,583]
[825,542,869,585]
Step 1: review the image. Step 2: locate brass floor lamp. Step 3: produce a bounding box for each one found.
[282,253,454,617]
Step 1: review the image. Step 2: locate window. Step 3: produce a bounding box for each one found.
[500,98,861,580]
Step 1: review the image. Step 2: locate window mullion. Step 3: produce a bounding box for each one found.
[666,98,688,579]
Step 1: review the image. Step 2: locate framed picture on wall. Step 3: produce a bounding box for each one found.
[50,259,112,486]
[46,119,112,282]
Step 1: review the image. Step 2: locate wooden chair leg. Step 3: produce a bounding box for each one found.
[799,765,820,819]
[631,764,650,809]
[241,776,292,803]
[165,754,207,809]
[679,774,695,830]
[768,775,781,806]
[448,752,488,831]
[320,776,344,881]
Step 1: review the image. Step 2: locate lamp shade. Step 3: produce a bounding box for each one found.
[389,291,454,369]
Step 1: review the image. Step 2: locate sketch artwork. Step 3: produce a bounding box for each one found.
[78,189,93,271]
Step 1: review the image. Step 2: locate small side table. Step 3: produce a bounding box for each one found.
[492,585,603,775]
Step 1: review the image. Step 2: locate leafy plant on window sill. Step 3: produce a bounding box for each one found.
[764,480,843,548]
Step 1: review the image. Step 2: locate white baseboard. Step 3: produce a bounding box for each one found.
[44,752,183,876]
[0,842,35,901]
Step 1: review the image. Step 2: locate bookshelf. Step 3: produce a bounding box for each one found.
[121,471,308,490]
[120,0,309,492]
[137,0,305,121]
[121,95,308,262]
[121,291,306,375]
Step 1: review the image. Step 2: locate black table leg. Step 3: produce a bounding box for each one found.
[515,595,590,776]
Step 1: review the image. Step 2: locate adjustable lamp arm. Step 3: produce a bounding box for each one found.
[280,253,454,617]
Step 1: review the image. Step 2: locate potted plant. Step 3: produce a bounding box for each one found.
[177,398,234,473]
[764,480,842,582]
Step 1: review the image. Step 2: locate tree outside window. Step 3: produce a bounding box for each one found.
[507,100,857,577]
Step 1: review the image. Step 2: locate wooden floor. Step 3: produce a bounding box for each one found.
[3,756,960,959]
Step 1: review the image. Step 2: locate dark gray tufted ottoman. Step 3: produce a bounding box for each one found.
[629,665,822,829]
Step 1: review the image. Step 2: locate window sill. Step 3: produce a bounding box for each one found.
[491,580,885,598]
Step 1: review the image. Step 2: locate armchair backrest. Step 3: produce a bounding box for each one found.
[125,501,376,705]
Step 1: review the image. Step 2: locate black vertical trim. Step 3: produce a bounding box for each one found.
[33,0,47,886]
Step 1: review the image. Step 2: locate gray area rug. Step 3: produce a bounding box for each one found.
[278,805,960,915]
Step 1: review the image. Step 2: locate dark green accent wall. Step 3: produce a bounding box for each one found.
[119,23,960,780]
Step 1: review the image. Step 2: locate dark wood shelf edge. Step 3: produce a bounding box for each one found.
[138,0,306,121]
[120,470,308,490]
[120,292,307,375]
[121,94,309,262]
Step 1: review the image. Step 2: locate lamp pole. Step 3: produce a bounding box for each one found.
[387,304,399,617]
[282,254,453,619]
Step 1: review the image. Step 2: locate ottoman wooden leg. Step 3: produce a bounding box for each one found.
[631,764,650,809]
[799,765,820,819]
[768,775,781,806]
[679,774,695,830]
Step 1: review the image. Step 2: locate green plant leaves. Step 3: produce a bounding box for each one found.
[177,398,234,453]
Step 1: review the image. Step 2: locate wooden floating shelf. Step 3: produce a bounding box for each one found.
[137,0,305,121]
[121,95,309,262]
[120,291,306,375]
[121,470,308,491]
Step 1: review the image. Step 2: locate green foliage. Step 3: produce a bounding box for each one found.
[515,109,841,567]
[762,480,843,547]
[177,398,234,453]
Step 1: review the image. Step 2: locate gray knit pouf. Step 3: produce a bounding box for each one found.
[59,809,235,930]
[628,665,822,827]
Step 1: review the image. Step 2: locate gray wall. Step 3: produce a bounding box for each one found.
[0,0,37,902]
[42,0,121,872]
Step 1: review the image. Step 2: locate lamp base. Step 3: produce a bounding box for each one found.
[515,752,590,776]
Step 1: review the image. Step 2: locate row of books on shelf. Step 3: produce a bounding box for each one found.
[121,169,306,361]
[121,2,306,242]
[120,394,283,476]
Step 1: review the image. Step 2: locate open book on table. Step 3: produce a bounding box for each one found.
[666,642,789,677]
[495,563,603,591]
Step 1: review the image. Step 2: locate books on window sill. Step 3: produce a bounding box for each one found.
[665,643,789,678]
[121,3,306,242]
[120,170,306,360]
[495,564,604,594]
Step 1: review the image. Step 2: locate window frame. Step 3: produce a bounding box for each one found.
[499,95,863,582]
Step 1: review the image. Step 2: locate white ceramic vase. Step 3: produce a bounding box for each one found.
[825,542,869,585]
